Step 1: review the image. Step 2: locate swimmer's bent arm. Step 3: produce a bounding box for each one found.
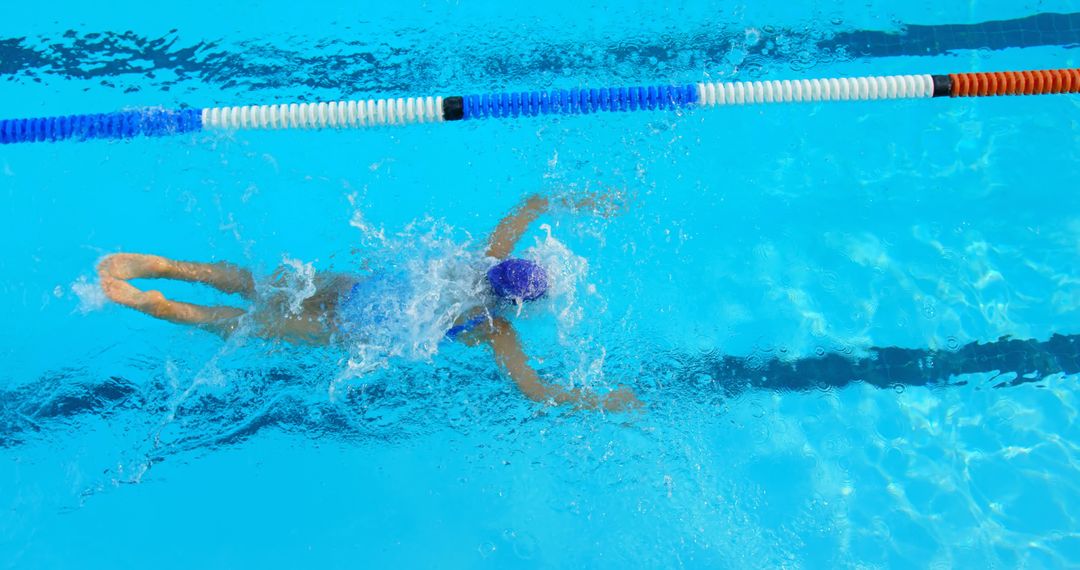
[480,317,641,412]
[486,195,551,259]
[485,191,628,259]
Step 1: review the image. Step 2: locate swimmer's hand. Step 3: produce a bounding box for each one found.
[556,187,631,218]
[600,386,643,413]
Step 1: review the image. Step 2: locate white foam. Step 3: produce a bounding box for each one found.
[524,224,591,340]
[71,275,106,314]
[261,256,318,315]
[333,217,490,394]
[331,214,597,394]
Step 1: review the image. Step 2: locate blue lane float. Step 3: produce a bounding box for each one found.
[460,84,699,119]
[1,69,1078,144]
[0,108,202,144]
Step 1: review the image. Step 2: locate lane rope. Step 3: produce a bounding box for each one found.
[2,68,1077,145]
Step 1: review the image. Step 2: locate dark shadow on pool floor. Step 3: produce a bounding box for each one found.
[682,333,1080,396]
[2,332,1078,450]
[1,12,1077,95]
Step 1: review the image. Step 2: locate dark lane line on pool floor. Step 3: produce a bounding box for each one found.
[2,332,1077,449]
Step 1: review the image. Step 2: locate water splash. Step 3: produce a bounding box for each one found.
[522,224,605,389]
[70,275,105,314]
[331,216,491,396]
[524,223,593,341]
[330,211,602,398]
[260,256,317,315]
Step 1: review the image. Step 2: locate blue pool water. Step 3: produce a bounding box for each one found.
[3,1,1080,567]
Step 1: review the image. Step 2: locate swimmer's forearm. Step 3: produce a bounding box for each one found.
[513,373,618,411]
[486,318,638,411]
[502,363,600,409]
[485,317,569,404]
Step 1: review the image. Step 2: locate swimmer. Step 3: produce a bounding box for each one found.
[96,193,640,412]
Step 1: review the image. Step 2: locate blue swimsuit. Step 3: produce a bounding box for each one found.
[338,273,486,341]
[443,315,488,340]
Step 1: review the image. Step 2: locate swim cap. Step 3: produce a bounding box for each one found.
[487,258,548,301]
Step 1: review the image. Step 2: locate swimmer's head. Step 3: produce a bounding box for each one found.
[487,258,548,302]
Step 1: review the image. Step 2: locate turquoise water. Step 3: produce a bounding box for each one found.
[3,1,1080,567]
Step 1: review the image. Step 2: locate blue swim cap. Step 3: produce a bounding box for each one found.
[487,258,548,301]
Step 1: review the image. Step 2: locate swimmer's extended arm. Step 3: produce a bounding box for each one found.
[486,194,550,259]
[481,317,641,412]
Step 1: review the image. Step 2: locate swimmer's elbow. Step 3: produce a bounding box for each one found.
[523,194,548,211]
[482,317,513,341]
